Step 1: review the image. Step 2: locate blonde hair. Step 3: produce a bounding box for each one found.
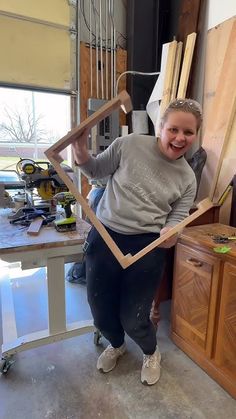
[160,98,203,130]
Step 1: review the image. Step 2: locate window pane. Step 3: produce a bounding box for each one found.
[0,87,71,170]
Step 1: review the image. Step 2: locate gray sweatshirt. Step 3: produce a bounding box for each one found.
[79,133,197,234]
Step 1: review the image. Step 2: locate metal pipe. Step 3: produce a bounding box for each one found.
[89,0,93,97]
[95,1,99,98]
[113,2,116,97]
[99,0,104,99]
[76,1,81,125]
[109,0,113,99]
[110,0,116,98]
[32,91,37,159]
[76,0,82,217]
[105,0,109,99]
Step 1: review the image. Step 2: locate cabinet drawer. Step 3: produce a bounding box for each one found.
[172,243,220,354]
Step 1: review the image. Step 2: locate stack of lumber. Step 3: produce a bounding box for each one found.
[160,32,197,118]
[197,17,236,224]
[147,32,196,130]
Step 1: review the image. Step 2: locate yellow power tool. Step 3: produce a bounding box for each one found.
[53,192,77,232]
[16,158,73,200]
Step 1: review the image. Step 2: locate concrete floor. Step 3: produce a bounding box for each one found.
[0,263,235,419]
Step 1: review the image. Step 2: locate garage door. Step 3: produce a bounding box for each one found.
[0,0,76,92]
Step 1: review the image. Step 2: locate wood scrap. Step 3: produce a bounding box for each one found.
[177,32,197,98]
[27,217,43,236]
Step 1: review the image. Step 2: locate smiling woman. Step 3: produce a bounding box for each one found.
[71,96,203,386]
[158,98,202,161]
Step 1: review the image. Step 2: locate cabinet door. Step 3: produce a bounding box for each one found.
[215,262,236,379]
[172,243,220,355]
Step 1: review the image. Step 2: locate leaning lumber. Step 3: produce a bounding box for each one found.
[177,32,197,98]
[198,20,236,202]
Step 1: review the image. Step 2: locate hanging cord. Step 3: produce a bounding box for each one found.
[115,70,160,96]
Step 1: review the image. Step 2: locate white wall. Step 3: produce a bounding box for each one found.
[208,0,236,29]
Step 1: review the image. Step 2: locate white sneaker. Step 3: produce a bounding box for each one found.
[141,346,161,385]
[97,343,126,373]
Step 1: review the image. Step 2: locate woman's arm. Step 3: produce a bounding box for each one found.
[72,128,90,165]
[73,135,123,180]
[159,178,197,248]
[165,179,197,228]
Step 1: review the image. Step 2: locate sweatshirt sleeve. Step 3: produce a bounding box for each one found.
[78,137,122,180]
[164,177,197,227]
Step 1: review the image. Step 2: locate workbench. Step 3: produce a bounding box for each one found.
[0,209,94,372]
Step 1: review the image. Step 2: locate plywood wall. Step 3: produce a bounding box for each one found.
[80,42,127,198]
[199,16,236,224]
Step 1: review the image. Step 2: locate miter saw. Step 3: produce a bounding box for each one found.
[16,158,73,208]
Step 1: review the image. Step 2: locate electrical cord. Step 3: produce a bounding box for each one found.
[80,0,127,48]
[116,70,160,96]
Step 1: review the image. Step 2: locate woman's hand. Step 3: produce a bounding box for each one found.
[72,127,90,165]
[159,226,180,248]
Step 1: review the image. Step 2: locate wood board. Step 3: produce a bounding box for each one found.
[79,43,127,200]
[27,217,43,236]
[177,0,201,48]
[201,17,236,220]
[202,17,235,136]
[197,19,236,202]
[171,42,183,100]
[177,32,197,98]
[159,40,177,117]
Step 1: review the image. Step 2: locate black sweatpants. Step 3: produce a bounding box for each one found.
[85,226,166,355]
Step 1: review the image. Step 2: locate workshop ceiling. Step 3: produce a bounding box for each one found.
[0,0,76,92]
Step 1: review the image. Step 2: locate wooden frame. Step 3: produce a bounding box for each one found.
[45,90,213,269]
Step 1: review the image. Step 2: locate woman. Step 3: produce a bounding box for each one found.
[73,98,202,386]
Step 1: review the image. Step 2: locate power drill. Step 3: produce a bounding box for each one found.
[54,192,77,232]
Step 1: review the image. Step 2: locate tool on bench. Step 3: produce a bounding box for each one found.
[53,192,77,232]
[209,233,236,244]
[9,208,55,227]
[217,177,234,206]
[16,158,73,209]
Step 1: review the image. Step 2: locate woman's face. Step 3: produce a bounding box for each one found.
[158,111,198,160]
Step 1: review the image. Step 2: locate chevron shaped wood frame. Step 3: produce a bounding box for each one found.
[45,90,213,269]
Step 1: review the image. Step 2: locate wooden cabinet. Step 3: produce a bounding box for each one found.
[171,223,236,399]
[214,262,236,379]
[151,205,220,327]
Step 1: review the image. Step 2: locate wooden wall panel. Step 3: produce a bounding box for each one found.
[202,17,235,135]
[80,43,127,122]
[177,0,205,99]
[177,0,201,47]
[201,18,236,225]
[197,19,236,205]
[80,43,127,199]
